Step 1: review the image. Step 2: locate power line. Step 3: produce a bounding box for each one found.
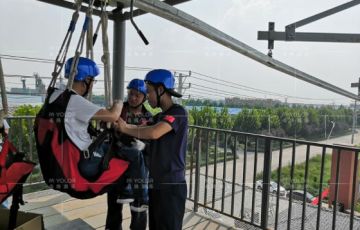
[0,54,190,73]
[191,71,344,102]
[0,54,349,104]
[190,84,259,99]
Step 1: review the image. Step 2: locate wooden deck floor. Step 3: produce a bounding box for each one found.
[18,189,235,229]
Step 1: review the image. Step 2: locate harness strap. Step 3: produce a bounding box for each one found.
[49,0,83,89]
[86,0,95,101]
[100,2,112,108]
[67,0,95,90]
[8,185,23,230]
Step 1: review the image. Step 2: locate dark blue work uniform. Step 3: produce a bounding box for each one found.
[106,102,152,230]
[148,104,188,230]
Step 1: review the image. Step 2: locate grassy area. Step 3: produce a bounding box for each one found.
[257,154,332,196]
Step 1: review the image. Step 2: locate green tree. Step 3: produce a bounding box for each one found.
[233,109,261,133]
[216,107,234,130]
[8,105,41,161]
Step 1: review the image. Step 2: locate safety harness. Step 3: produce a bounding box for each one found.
[34,0,128,199]
[34,88,128,199]
[0,136,36,229]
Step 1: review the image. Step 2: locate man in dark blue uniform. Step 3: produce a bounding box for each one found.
[116,69,188,230]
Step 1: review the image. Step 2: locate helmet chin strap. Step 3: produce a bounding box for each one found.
[82,80,91,97]
[155,85,165,108]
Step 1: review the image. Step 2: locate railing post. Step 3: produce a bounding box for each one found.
[261,138,272,229]
[194,129,201,212]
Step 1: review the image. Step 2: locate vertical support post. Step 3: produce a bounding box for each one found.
[352,100,357,144]
[261,138,272,229]
[267,22,274,57]
[0,57,8,115]
[194,129,201,212]
[350,77,360,143]
[112,5,126,101]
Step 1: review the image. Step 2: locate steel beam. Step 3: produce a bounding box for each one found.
[37,0,104,18]
[123,0,191,19]
[258,31,360,43]
[116,0,359,100]
[287,0,360,30]
[37,0,191,20]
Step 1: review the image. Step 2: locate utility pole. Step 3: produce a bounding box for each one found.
[324,114,327,139]
[0,57,8,115]
[350,78,360,144]
[177,73,184,104]
[176,71,191,105]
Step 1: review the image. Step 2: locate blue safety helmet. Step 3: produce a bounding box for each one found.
[64,57,100,81]
[144,69,182,98]
[127,79,147,95]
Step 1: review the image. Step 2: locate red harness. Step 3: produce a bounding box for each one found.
[0,138,35,204]
[34,89,128,199]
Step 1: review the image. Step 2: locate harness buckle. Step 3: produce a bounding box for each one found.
[83,150,90,159]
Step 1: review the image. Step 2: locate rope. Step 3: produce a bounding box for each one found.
[66,0,95,90]
[100,2,112,107]
[86,0,95,100]
[49,0,83,89]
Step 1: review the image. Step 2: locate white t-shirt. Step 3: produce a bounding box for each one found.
[49,89,102,151]
[0,120,9,148]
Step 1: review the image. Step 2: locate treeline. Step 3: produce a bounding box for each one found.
[189,105,353,139]
[185,97,283,108]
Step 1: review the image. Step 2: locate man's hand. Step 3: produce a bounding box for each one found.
[115,117,127,133]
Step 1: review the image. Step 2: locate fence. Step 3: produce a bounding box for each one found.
[4,117,360,229]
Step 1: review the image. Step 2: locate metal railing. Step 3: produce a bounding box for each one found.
[4,116,360,229]
[187,125,360,230]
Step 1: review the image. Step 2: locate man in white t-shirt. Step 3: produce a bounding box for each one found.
[49,57,122,178]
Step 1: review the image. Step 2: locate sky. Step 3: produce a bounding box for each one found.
[1,0,360,105]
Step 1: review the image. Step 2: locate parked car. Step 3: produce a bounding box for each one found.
[256,180,287,196]
[287,190,315,203]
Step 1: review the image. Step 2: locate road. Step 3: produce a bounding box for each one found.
[186,131,360,228]
[191,130,360,188]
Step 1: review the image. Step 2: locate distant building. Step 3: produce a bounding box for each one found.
[10,73,46,96]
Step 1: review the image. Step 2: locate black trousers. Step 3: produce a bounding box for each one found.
[149,182,187,230]
[105,187,147,230]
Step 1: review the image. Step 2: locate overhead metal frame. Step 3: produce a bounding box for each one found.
[37,0,191,20]
[36,0,359,101]
[115,0,358,100]
[258,0,360,43]
[37,0,192,99]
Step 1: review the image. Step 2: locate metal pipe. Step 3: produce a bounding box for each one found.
[112,6,126,100]
[287,0,360,29]
[261,138,272,229]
